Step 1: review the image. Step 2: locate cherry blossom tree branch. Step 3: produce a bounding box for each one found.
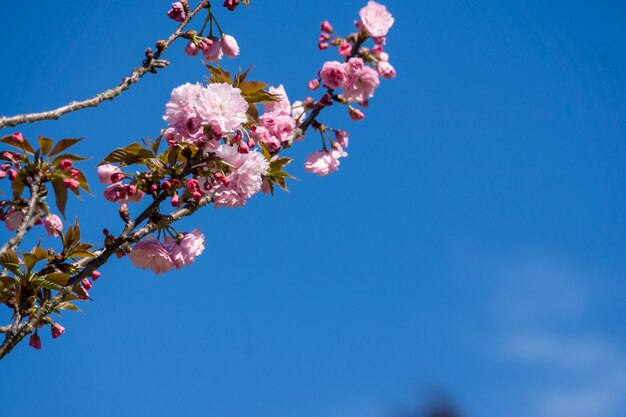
[0,178,46,258]
[0,97,336,359]
[0,0,210,131]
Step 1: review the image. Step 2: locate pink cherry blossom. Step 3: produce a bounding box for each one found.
[129,236,175,274]
[163,82,203,128]
[338,41,352,57]
[359,1,394,37]
[166,228,206,268]
[343,58,380,102]
[4,208,23,231]
[320,61,349,90]
[304,149,348,176]
[335,130,349,148]
[43,214,63,237]
[264,85,292,115]
[220,34,240,58]
[194,83,248,133]
[97,164,121,184]
[211,144,270,207]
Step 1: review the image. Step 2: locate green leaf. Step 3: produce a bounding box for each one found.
[234,66,253,86]
[43,272,71,286]
[204,62,232,84]
[57,301,81,312]
[22,253,39,271]
[0,135,35,154]
[100,142,153,166]
[51,178,68,218]
[0,250,20,273]
[243,89,281,104]
[48,138,83,157]
[238,81,269,95]
[50,153,89,166]
[38,136,54,155]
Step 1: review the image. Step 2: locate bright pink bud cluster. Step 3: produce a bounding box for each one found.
[184,34,239,62]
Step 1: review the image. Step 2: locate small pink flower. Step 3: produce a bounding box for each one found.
[359,1,395,37]
[29,334,41,350]
[377,61,396,79]
[129,236,175,274]
[220,34,240,58]
[12,132,24,142]
[59,159,73,171]
[97,164,121,184]
[343,57,380,102]
[51,323,65,339]
[43,214,63,237]
[321,20,334,32]
[319,61,348,90]
[171,193,180,207]
[304,149,347,176]
[318,41,329,50]
[8,170,17,181]
[167,2,186,22]
[338,41,352,57]
[4,208,23,231]
[203,37,223,62]
[184,40,199,56]
[91,270,101,281]
[70,169,80,179]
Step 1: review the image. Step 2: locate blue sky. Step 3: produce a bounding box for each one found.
[1,1,626,416]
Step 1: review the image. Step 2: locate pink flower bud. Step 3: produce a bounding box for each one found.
[81,278,93,290]
[220,34,240,58]
[91,270,101,281]
[318,41,329,50]
[161,181,171,190]
[348,107,365,121]
[29,334,41,350]
[11,132,24,142]
[338,41,352,57]
[63,178,80,190]
[321,20,334,32]
[373,36,387,45]
[167,2,186,22]
[8,169,17,181]
[184,40,199,56]
[192,191,203,201]
[223,0,240,11]
[171,193,180,207]
[70,169,80,179]
[185,178,199,193]
[4,208,23,231]
[237,142,250,154]
[51,323,65,339]
[59,159,73,171]
[377,61,396,79]
[308,79,320,91]
[203,37,223,62]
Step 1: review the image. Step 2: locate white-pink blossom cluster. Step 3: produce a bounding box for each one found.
[129,229,205,274]
[319,57,381,102]
[163,82,248,150]
[209,143,270,207]
[250,85,304,152]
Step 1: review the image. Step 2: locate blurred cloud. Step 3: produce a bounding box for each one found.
[489,255,626,417]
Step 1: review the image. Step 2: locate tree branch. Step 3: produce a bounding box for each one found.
[0,0,210,130]
[0,178,46,258]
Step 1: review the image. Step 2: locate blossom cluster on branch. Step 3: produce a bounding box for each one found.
[0,0,395,359]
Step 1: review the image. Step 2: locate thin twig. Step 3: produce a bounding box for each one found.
[0,0,210,130]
